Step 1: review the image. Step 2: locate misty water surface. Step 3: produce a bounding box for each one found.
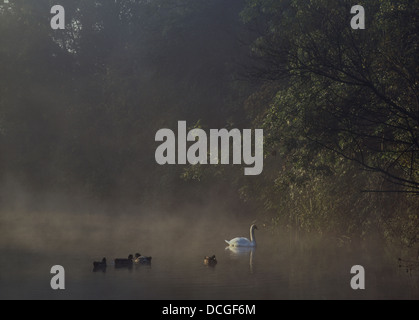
[0,202,418,300]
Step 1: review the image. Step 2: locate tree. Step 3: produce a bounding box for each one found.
[242,0,419,194]
[0,0,252,204]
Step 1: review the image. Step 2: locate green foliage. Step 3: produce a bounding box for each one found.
[244,0,418,191]
[233,0,419,244]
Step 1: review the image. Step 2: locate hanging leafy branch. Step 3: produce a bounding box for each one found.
[242,0,418,193]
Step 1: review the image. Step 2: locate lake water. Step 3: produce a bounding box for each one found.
[0,221,418,300]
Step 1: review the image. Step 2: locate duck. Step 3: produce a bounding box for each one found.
[134,253,152,265]
[115,254,134,268]
[204,255,217,266]
[225,224,258,247]
[93,258,107,272]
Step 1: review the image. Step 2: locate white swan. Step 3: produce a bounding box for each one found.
[225,225,258,247]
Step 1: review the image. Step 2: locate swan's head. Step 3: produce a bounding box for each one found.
[251,224,258,231]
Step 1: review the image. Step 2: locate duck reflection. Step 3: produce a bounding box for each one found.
[225,246,255,273]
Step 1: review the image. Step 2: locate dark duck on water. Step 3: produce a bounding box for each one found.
[115,254,134,268]
[134,253,152,265]
[204,255,218,266]
[93,258,107,272]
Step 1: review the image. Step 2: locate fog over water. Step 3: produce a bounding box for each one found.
[0,187,417,300]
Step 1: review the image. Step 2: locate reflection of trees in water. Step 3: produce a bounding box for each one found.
[225,246,255,273]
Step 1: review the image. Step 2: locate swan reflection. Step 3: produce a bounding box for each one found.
[225,246,255,273]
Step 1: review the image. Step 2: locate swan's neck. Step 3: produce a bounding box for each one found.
[250,227,256,244]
